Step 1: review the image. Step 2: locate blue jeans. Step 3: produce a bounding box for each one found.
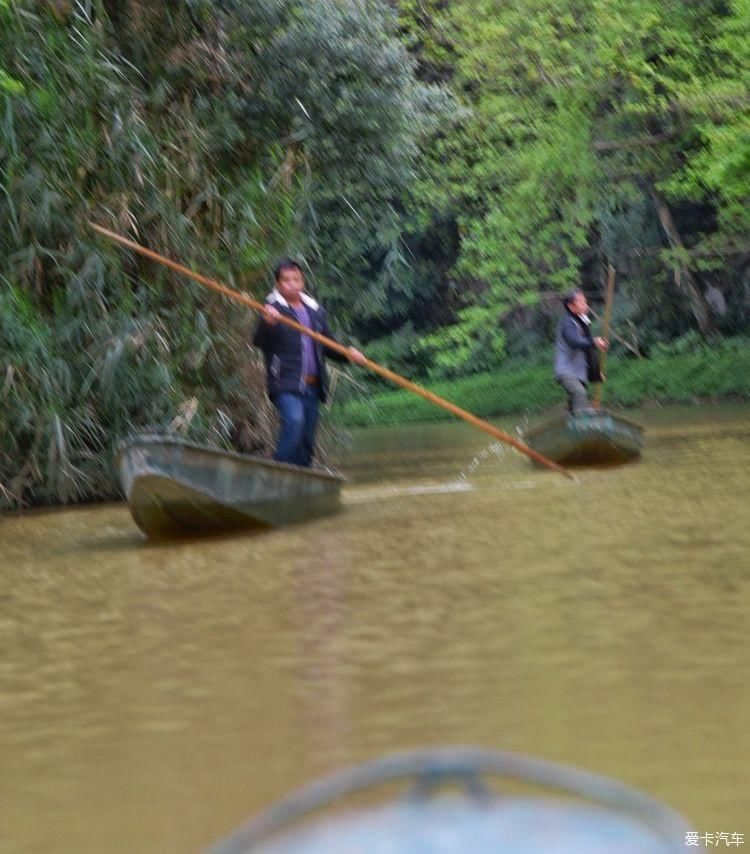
[272,390,320,467]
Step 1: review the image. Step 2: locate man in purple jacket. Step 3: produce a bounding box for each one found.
[554,289,609,413]
[253,260,365,467]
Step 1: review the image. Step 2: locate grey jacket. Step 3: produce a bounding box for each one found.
[554,313,597,383]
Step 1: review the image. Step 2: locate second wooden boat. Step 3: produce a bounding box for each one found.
[117,435,344,539]
[524,409,644,466]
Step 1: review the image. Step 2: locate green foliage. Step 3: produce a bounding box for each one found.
[0,69,23,95]
[416,305,508,377]
[396,0,750,363]
[0,0,440,506]
[338,362,559,425]
[0,284,178,504]
[223,0,450,332]
[661,0,750,239]
[339,343,750,426]
[358,322,432,380]
[2,0,749,505]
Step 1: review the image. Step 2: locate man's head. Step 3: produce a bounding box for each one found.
[563,289,588,317]
[274,259,305,305]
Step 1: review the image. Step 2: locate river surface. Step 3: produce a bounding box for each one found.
[1,404,749,853]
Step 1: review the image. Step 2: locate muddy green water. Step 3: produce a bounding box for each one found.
[1,404,749,853]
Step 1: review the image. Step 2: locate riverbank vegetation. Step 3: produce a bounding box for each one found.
[338,337,750,426]
[1,0,748,506]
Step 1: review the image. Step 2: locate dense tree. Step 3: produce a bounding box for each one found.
[395,0,750,373]
[1,0,748,505]
[0,0,442,505]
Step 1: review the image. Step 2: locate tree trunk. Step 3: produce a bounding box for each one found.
[648,184,716,335]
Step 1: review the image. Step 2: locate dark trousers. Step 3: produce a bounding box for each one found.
[272,390,320,467]
[557,375,590,414]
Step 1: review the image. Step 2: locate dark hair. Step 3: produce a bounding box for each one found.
[563,288,583,308]
[274,259,304,282]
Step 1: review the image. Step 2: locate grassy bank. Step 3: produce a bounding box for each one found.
[337,344,750,426]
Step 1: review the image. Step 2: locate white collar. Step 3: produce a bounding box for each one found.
[268,289,320,311]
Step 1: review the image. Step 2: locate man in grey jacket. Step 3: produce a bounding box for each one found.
[554,289,609,413]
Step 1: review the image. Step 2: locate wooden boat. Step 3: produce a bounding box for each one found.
[117,435,344,539]
[524,408,644,466]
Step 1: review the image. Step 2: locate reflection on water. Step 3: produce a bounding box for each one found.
[1,404,749,853]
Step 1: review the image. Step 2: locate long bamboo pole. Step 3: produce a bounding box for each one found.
[592,264,616,408]
[90,222,573,479]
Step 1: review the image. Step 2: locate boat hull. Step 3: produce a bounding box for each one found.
[524,409,644,466]
[117,436,344,539]
[208,748,691,854]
